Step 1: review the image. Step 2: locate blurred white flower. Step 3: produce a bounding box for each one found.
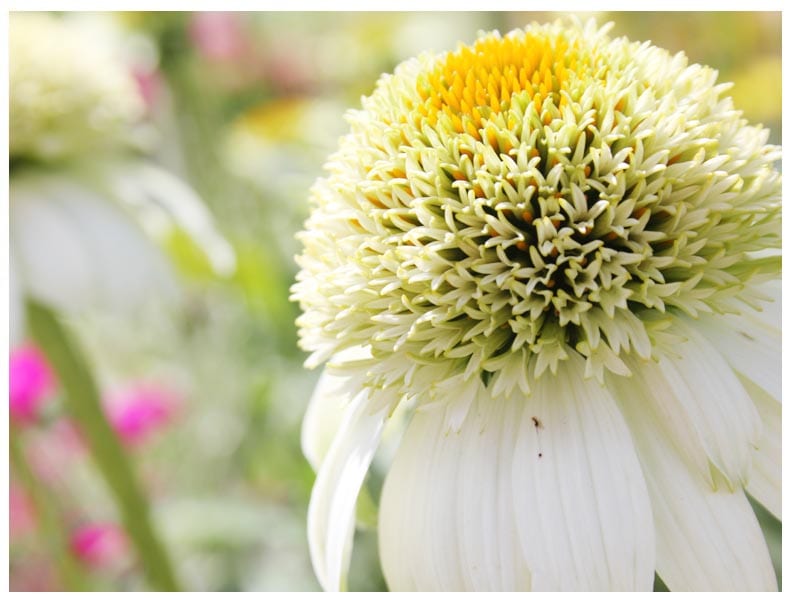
[9,13,144,162]
[294,21,781,591]
[9,13,235,343]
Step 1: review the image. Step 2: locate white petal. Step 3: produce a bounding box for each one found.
[654,319,762,486]
[11,177,97,313]
[62,183,177,311]
[301,369,355,471]
[378,380,531,591]
[307,386,389,591]
[105,162,236,277]
[618,357,711,484]
[10,174,177,315]
[741,377,781,520]
[512,352,654,591]
[695,289,781,402]
[301,347,382,471]
[612,373,777,591]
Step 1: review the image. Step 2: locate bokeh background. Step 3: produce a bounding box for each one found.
[8,11,781,591]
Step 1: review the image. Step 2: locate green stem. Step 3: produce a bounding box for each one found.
[26,300,180,591]
[10,430,87,591]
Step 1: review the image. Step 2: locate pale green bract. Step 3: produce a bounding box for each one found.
[293,20,781,392]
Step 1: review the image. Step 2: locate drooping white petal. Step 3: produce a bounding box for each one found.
[11,177,98,313]
[654,319,762,486]
[612,374,777,591]
[60,182,177,311]
[740,377,781,520]
[695,286,781,402]
[306,386,391,592]
[104,161,236,277]
[378,381,531,591]
[512,352,654,591]
[302,347,383,471]
[301,369,356,471]
[10,174,177,315]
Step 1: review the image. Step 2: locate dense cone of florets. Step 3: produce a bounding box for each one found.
[293,21,781,385]
[10,14,144,162]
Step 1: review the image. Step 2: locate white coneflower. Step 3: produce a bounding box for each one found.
[9,13,235,343]
[9,13,144,162]
[293,20,781,592]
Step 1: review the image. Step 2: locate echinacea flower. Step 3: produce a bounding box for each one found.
[9,13,234,343]
[293,21,781,592]
[10,344,56,423]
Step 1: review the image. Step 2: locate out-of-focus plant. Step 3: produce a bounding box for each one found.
[8,11,236,592]
[10,13,235,342]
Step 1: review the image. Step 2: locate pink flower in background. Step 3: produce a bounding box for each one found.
[105,384,181,446]
[188,12,249,62]
[10,344,55,423]
[70,523,128,568]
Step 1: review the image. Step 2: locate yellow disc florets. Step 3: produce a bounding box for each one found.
[293,20,781,387]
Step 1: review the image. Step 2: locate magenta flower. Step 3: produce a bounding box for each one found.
[10,344,55,423]
[105,384,181,446]
[70,523,127,568]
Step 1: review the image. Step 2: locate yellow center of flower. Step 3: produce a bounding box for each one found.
[414,32,578,136]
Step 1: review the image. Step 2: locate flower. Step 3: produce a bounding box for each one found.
[293,21,781,591]
[105,383,181,446]
[9,14,144,163]
[70,522,129,569]
[9,13,235,343]
[10,344,56,423]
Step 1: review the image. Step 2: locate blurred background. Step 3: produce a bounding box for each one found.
[8,11,781,591]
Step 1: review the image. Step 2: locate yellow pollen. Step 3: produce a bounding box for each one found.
[415,32,578,129]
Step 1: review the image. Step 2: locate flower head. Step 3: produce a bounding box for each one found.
[294,20,781,592]
[295,20,779,386]
[10,13,144,162]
